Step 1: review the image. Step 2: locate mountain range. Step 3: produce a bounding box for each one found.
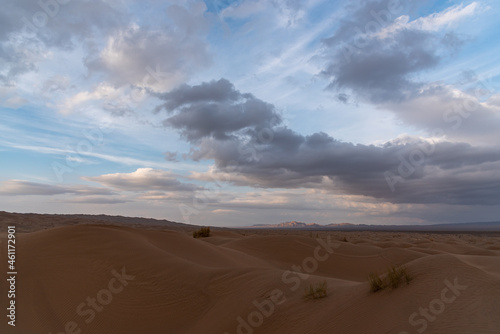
[251,221,500,232]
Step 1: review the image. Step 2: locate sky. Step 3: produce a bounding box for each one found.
[1,0,500,227]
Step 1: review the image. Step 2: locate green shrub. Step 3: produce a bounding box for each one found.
[304,281,328,299]
[369,265,412,293]
[402,267,413,284]
[193,227,210,238]
[368,272,384,292]
[387,266,412,288]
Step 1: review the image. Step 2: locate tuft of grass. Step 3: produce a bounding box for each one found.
[368,272,385,292]
[193,227,210,238]
[304,281,328,300]
[388,265,413,288]
[403,267,413,284]
[387,266,404,288]
[341,236,348,242]
[369,265,412,293]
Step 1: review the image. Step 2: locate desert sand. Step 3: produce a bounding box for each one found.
[1,212,499,334]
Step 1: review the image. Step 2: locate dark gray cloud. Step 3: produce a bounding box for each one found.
[194,131,500,206]
[324,28,447,103]
[324,29,441,103]
[155,79,281,142]
[156,78,500,206]
[321,0,462,103]
[154,78,243,112]
[318,1,500,146]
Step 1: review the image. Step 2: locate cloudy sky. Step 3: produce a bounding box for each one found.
[1,0,500,227]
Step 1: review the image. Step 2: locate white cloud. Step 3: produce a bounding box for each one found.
[0,180,114,196]
[63,196,131,204]
[2,142,201,171]
[212,209,238,214]
[377,2,480,38]
[412,2,480,31]
[1,93,28,109]
[58,83,123,114]
[382,84,500,144]
[84,168,203,192]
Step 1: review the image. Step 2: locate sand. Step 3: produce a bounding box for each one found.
[1,213,499,334]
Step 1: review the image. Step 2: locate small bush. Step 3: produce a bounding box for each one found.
[304,281,328,299]
[193,227,210,238]
[369,265,412,293]
[387,266,412,288]
[403,267,413,284]
[368,272,384,292]
[341,236,348,242]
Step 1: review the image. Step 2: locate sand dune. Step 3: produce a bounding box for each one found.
[1,218,499,334]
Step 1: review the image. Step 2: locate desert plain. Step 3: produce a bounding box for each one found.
[1,211,499,334]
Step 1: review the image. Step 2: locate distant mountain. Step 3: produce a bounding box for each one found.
[275,221,320,228]
[253,221,356,229]
[251,221,500,232]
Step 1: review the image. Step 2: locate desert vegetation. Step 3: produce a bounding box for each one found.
[369,265,412,292]
[193,227,211,238]
[304,281,328,299]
